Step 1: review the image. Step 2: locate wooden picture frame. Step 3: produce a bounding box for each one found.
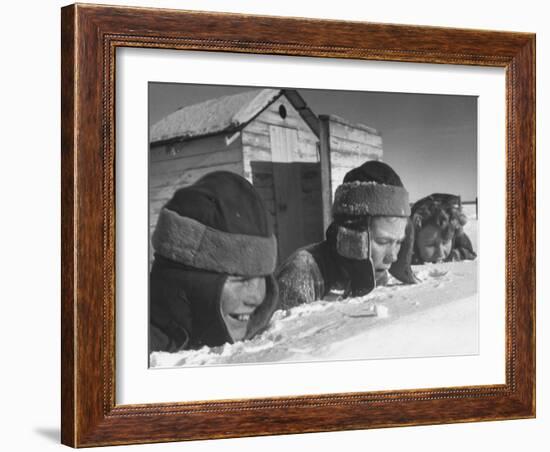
[61,3,535,447]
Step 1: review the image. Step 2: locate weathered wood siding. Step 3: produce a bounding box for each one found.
[241,94,319,180]
[149,133,244,241]
[324,115,383,199]
[147,100,381,268]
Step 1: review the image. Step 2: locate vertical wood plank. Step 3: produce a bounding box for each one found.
[319,115,333,233]
[270,125,298,162]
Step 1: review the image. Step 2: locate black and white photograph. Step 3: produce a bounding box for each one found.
[148,83,478,368]
[1,0,544,449]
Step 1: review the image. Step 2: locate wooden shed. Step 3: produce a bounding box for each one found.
[149,88,383,264]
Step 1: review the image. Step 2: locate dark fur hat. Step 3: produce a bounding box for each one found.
[333,161,411,218]
[152,171,277,277]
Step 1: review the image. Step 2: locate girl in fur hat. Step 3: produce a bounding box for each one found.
[410,193,477,264]
[149,172,279,353]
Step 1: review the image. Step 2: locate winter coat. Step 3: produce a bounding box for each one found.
[276,240,356,309]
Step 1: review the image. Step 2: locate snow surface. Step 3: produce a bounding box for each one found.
[150,220,479,368]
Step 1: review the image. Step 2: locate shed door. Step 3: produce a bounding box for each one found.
[266,126,323,263]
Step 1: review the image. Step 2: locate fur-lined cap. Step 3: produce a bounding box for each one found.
[333,161,410,218]
[152,171,277,276]
[333,181,410,217]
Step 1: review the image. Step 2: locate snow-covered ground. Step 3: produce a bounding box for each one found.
[151,218,479,368]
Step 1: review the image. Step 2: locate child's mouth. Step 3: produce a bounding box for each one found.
[229,313,251,322]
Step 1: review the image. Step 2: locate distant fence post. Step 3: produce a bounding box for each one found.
[461,198,478,220]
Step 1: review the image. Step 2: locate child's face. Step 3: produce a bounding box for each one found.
[370,216,407,283]
[416,224,452,263]
[220,276,266,341]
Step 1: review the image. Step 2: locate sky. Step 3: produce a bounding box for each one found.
[149,83,477,202]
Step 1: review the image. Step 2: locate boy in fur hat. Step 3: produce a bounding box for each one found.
[410,193,477,264]
[149,171,279,352]
[276,161,417,310]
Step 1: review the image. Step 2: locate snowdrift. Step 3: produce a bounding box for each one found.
[150,219,478,368]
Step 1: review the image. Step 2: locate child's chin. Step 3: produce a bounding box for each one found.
[228,326,247,342]
[375,269,388,283]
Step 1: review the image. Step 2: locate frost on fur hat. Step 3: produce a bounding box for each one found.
[152,171,277,277]
[332,161,410,217]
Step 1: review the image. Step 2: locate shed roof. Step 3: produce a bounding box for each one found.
[150,88,319,144]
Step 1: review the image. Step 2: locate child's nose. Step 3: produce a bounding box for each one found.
[243,292,264,307]
[434,244,445,262]
[243,279,265,306]
[385,243,399,263]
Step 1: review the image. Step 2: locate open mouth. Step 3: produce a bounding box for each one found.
[229,313,252,322]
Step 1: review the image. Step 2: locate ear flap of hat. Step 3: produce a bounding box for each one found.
[336,226,370,260]
[335,226,375,297]
[389,217,419,284]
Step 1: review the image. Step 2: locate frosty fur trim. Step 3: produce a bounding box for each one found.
[152,208,277,276]
[336,226,370,260]
[333,181,410,217]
